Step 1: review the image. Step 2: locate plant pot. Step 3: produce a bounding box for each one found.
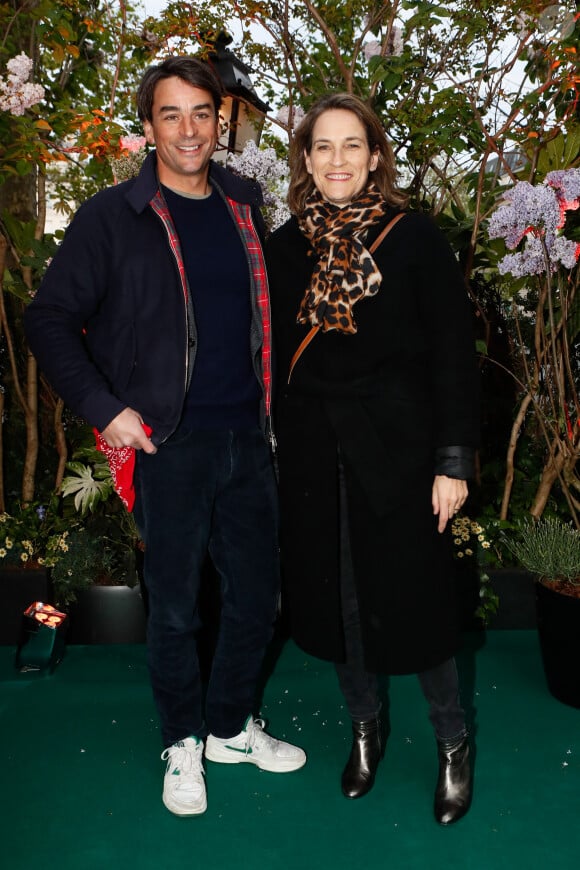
[0,567,52,645]
[487,568,536,629]
[67,584,146,644]
[535,580,580,708]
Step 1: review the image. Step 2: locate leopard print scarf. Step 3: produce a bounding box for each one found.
[297,182,388,334]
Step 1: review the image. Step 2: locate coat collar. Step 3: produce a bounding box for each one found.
[124,150,263,214]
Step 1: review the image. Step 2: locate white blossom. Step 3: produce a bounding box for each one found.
[514,12,533,40]
[363,40,382,61]
[227,140,291,233]
[7,53,34,80]
[275,105,305,130]
[363,26,403,63]
[0,52,44,116]
[390,26,404,57]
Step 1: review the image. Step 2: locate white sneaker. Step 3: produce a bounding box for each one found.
[205,715,307,773]
[161,736,207,816]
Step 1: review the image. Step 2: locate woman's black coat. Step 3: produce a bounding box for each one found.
[266,209,480,675]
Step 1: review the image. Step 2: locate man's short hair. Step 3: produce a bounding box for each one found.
[137,56,225,122]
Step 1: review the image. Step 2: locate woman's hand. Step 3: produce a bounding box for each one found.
[432,475,468,533]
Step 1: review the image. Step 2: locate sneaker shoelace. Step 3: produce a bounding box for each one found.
[161,741,205,789]
[246,718,278,755]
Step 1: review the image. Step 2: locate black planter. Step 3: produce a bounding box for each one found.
[535,581,580,709]
[0,567,51,645]
[67,585,147,644]
[487,568,537,629]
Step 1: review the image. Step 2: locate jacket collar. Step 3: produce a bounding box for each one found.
[125,150,263,213]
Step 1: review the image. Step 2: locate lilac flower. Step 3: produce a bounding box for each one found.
[7,53,34,80]
[389,26,404,57]
[488,170,580,277]
[276,105,305,130]
[0,52,44,116]
[545,168,580,218]
[545,168,580,198]
[227,140,290,232]
[552,236,580,270]
[489,182,561,248]
[363,26,403,62]
[228,140,287,185]
[498,240,547,278]
[515,11,533,40]
[363,40,382,61]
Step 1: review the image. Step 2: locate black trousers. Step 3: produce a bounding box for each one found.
[134,425,279,747]
[334,458,466,739]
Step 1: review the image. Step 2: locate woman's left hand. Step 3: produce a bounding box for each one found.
[432,475,468,533]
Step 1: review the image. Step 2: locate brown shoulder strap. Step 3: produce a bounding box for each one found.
[287,212,405,383]
[368,211,405,254]
[288,324,319,384]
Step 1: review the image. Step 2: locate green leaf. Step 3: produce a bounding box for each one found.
[61,462,114,516]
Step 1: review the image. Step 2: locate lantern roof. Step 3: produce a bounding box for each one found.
[208,31,270,115]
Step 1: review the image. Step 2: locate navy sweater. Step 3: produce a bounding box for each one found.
[163,186,260,430]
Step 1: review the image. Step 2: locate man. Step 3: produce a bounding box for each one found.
[25,56,306,817]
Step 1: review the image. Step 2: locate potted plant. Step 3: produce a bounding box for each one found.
[0,497,70,643]
[0,441,146,645]
[503,517,580,708]
[56,443,146,644]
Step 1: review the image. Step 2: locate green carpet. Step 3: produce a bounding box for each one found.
[1,631,579,870]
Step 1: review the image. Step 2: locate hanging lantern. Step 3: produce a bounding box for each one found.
[208,31,270,163]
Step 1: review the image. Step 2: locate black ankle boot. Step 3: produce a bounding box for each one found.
[434,732,472,825]
[341,717,382,799]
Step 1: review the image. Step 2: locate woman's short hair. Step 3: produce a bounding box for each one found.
[287,93,408,215]
[136,56,225,123]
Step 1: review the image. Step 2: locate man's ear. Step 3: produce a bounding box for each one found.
[143,121,155,146]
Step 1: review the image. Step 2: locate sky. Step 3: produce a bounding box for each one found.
[140,0,168,17]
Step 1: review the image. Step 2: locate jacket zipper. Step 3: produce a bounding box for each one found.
[150,197,192,444]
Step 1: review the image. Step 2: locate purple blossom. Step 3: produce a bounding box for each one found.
[498,238,547,278]
[488,170,580,277]
[552,236,580,270]
[488,182,561,248]
[228,140,287,186]
[545,168,580,206]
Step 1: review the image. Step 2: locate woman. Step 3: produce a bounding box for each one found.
[266,94,479,825]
